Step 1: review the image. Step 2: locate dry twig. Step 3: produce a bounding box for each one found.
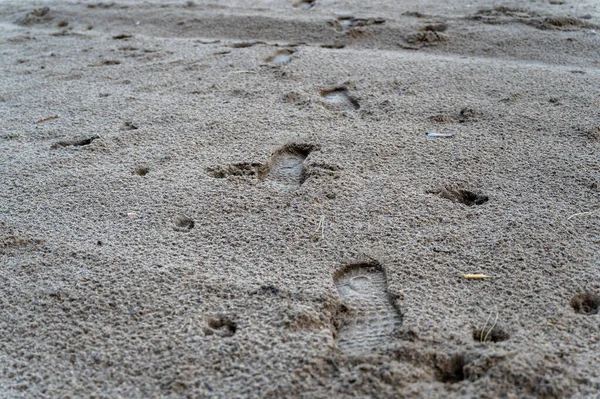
[36,115,58,123]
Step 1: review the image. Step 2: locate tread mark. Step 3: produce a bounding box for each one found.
[334,263,402,354]
[264,143,317,189]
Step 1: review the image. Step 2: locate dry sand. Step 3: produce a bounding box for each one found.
[1,0,600,397]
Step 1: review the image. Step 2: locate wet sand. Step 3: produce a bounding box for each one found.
[1,0,600,397]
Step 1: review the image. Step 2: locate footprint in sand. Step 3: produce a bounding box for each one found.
[14,6,53,26]
[320,87,360,112]
[334,263,402,354]
[265,49,294,66]
[293,0,315,10]
[206,143,318,190]
[330,15,386,33]
[263,143,316,189]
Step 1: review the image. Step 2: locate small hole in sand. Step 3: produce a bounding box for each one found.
[205,316,237,337]
[472,325,510,342]
[571,292,600,315]
[173,216,194,232]
[429,187,489,206]
[436,354,467,383]
[133,167,149,176]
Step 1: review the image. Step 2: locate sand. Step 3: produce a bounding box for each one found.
[1,0,599,397]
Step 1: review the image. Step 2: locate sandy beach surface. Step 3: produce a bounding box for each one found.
[1,0,600,397]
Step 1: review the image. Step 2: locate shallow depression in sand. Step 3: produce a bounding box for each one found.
[320,88,360,111]
[267,154,304,183]
[335,264,402,354]
[268,50,293,66]
[293,0,315,10]
[263,143,317,190]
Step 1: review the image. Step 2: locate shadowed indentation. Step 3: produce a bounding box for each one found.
[320,87,360,111]
[293,0,315,10]
[436,353,467,383]
[51,135,99,149]
[204,315,237,337]
[206,143,319,190]
[469,7,599,31]
[133,166,149,176]
[265,49,294,66]
[14,6,53,26]
[428,187,489,206]
[173,215,194,232]
[571,292,600,315]
[472,325,510,342]
[206,162,266,179]
[330,15,385,33]
[264,143,318,189]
